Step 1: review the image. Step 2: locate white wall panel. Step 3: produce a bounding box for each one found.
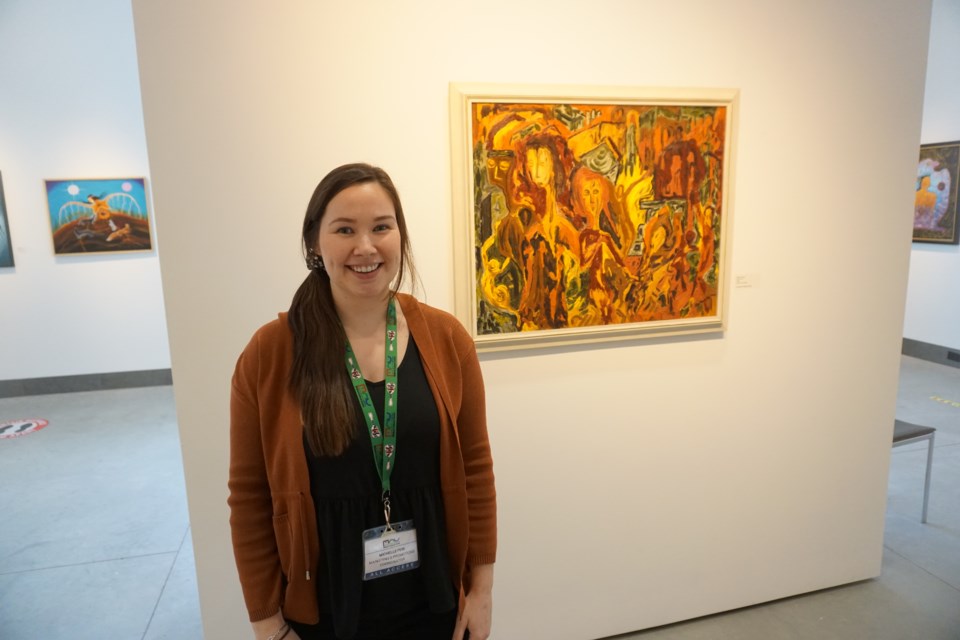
[132,1,930,638]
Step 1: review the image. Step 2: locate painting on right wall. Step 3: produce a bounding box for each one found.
[914,141,960,244]
[0,171,13,268]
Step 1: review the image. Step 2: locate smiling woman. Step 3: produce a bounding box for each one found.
[228,163,497,640]
[317,182,403,310]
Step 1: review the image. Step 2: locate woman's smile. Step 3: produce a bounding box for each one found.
[349,263,382,274]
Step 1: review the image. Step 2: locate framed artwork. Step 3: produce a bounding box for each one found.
[44,177,152,255]
[914,141,960,245]
[0,171,13,268]
[450,84,737,352]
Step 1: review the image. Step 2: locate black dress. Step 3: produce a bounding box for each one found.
[297,338,457,640]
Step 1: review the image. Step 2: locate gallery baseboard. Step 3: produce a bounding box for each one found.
[0,340,954,397]
[0,369,173,398]
[902,338,960,370]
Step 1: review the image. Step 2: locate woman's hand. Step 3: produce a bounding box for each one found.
[453,563,494,640]
[251,612,301,640]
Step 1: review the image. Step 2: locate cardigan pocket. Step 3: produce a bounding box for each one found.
[272,490,303,580]
[272,512,294,577]
[271,491,313,583]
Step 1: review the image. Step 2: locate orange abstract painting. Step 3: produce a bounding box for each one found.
[460,91,732,346]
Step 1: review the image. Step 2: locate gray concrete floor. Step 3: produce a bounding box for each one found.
[0,356,957,639]
[0,385,200,640]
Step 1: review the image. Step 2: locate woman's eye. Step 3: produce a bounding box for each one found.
[374,224,392,232]
[335,227,353,235]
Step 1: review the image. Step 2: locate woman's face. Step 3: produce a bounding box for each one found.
[316,182,401,307]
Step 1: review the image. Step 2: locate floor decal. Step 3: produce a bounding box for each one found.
[0,418,49,439]
[929,395,960,409]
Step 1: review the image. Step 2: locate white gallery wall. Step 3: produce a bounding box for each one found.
[0,0,170,381]
[903,0,960,351]
[132,1,931,639]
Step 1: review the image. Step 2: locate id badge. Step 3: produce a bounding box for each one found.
[361,519,419,581]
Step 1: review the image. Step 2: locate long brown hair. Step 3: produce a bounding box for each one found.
[289,163,415,456]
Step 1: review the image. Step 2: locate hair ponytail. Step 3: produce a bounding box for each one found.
[288,268,357,456]
[287,162,416,457]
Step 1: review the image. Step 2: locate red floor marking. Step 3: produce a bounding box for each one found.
[0,418,49,439]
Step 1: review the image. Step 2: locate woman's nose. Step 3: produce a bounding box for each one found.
[354,233,375,254]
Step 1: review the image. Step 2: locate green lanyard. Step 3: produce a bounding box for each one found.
[344,298,399,525]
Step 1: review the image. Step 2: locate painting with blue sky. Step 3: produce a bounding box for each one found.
[44,177,152,254]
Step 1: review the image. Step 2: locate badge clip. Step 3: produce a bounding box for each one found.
[382,490,395,533]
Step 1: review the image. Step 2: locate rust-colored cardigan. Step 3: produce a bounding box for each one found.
[228,294,497,623]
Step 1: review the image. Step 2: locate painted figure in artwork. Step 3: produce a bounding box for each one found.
[569,167,634,326]
[513,132,579,330]
[87,194,114,220]
[477,149,513,242]
[914,163,949,231]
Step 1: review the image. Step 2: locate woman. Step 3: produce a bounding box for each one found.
[229,163,496,640]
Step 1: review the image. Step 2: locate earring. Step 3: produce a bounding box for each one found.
[306,249,324,271]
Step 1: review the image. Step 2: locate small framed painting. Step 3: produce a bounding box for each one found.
[45,177,152,255]
[914,141,960,245]
[0,171,13,267]
[449,83,738,352]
